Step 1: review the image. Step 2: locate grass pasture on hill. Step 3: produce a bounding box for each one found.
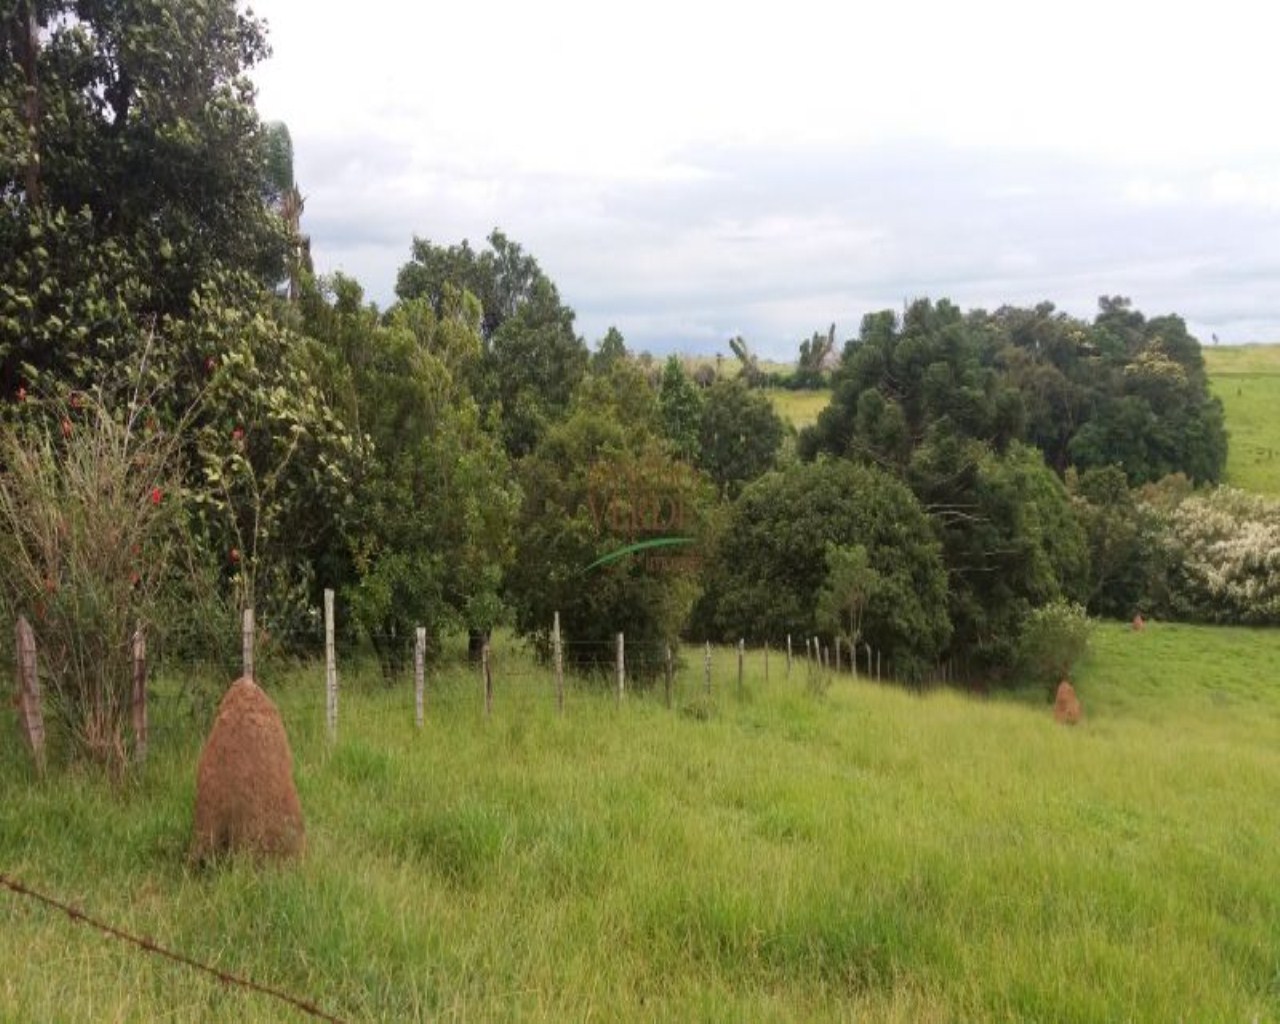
[763,387,832,430]
[1204,343,1280,495]
[2,623,1279,1021]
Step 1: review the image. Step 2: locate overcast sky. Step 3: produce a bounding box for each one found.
[248,0,1280,359]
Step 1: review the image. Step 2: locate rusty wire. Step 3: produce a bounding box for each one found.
[0,872,347,1023]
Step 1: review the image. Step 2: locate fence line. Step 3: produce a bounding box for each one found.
[10,595,945,771]
[0,872,347,1023]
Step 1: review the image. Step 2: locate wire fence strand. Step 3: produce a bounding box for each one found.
[0,872,348,1023]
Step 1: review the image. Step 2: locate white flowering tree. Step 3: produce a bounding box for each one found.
[1154,487,1280,624]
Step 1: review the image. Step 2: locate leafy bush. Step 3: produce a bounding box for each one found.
[0,389,184,771]
[1153,486,1280,625]
[698,459,951,682]
[1014,600,1093,687]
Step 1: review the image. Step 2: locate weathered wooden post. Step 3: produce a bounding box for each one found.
[131,623,147,764]
[324,589,337,741]
[482,641,493,717]
[704,641,711,695]
[414,626,426,729]
[664,644,673,709]
[14,616,45,776]
[242,606,255,681]
[553,612,564,716]
[615,632,625,703]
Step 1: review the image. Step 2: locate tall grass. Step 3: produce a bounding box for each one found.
[2,623,1278,1020]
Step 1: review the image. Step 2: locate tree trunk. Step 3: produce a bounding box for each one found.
[468,628,489,663]
[15,1,41,207]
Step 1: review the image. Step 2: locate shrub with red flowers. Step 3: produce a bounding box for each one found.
[0,387,184,771]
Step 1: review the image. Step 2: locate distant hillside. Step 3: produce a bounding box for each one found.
[763,388,831,430]
[1204,344,1280,495]
[738,344,1280,489]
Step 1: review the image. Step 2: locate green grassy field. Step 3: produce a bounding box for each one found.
[3,623,1278,1021]
[1204,343,1280,495]
[763,388,832,431]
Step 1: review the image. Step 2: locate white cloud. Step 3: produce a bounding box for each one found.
[248,0,1280,353]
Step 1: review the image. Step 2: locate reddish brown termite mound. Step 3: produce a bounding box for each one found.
[1053,679,1083,725]
[1132,613,1146,631]
[191,677,305,863]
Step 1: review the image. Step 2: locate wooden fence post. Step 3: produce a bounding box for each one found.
[553,612,564,716]
[704,641,711,695]
[14,616,45,776]
[324,590,337,741]
[786,634,792,678]
[664,644,673,709]
[131,623,147,764]
[414,626,426,729]
[483,641,493,716]
[737,639,744,695]
[864,642,872,679]
[616,632,625,703]
[242,606,255,680]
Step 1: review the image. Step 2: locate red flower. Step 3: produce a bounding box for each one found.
[205,356,217,374]
[16,386,26,402]
[60,417,72,438]
[149,487,163,506]
[130,571,141,587]
[231,425,245,443]
[69,391,82,410]
[229,547,241,564]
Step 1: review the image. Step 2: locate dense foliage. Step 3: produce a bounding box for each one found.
[1,0,1261,769]
[802,297,1226,487]
[697,460,951,681]
[505,361,714,677]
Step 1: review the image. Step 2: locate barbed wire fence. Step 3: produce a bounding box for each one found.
[0,872,348,1022]
[6,589,940,771]
[2,588,948,1014]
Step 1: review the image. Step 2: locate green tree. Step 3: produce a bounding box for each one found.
[1,0,290,398]
[592,326,628,372]
[1069,465,1161,618]
[794,324,836,388]
[506,361,713,678]
[815,543,881,657]
[394,230,588,457]
[800,299,1024,467]
[698,460,951,680]
[697,377,784,498]
[299,275,517,672]
[728,335,763,387]
[658,355,703,461]
[910,439,1089,673]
